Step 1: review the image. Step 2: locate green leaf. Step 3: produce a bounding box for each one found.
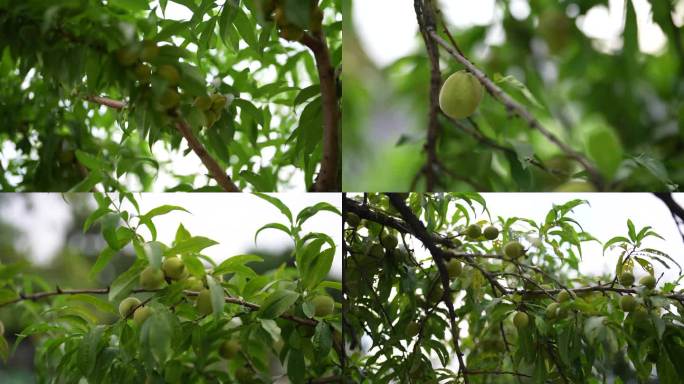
[585,125,623,180]
[0,336,8,363]
[101,213,122,250]
[254,223,291,244]
[287,349,306,384]
[296,202,341,226]
[219,0,240,45]
[75,150,108,171]
[260,319,281,341]
[302,247,334,291]
[66,294,115,314]
[83,207,112,232]
[312,321,332,357]
[140,309,172,365]
[144,241,164,268]
[602,236,630,254]
[78,325,105,377]
[259,289,300,319]
[253,193,293,223]
[293,85,320,106]
[109,258,146,302]
[165,236,218,256]
[89,247,116,280]
[207,275,225,319]
[140,205,190,222]
[214,254,263,276]
[69,170,103,192]
[182,254,206,277]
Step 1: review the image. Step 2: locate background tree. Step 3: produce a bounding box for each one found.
[0,0,341,192]
[344,192,684,383]
[0,193,342,383]
[343,0,683,192]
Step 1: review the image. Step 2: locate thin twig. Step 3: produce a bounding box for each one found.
[84,95,240,192]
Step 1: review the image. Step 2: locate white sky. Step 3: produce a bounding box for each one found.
[353,0,681,67]
[0,193,342,279]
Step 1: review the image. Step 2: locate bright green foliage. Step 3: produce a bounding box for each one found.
[0,0,342,192]
[344,193,684,383]
[0,193,342,382]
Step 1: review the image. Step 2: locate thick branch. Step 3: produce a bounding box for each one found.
[174,120,240,192]
[386,193,469,383]
[428,31,605,190]
[85,96,240,192]
[301,33,340,192]
[415,0,441,191]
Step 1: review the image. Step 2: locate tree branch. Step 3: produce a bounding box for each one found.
[386,193,469,383]
[301,32,340,192]
[84,96,240,192]
[414,0,441,191]
[427,31,605,190]
[0,286,316,326]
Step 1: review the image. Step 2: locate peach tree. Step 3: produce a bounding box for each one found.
[0,0,340,192]
[343,193,684,383]
[0,193,342,383]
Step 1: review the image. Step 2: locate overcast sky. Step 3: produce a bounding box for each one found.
[353,0,683,67]
[0,193,342,278]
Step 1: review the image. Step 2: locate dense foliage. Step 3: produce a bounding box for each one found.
[0,193,342,383]
[343,0,683,192]
[344,193,684,383]
[0,0,341,192]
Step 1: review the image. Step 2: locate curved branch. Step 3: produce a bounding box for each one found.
[85,96,240,192]
[427,31,605,190]
[301,32,340,192]
[386,193,469,383]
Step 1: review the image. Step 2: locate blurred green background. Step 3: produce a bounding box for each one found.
[342,0,684,192]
